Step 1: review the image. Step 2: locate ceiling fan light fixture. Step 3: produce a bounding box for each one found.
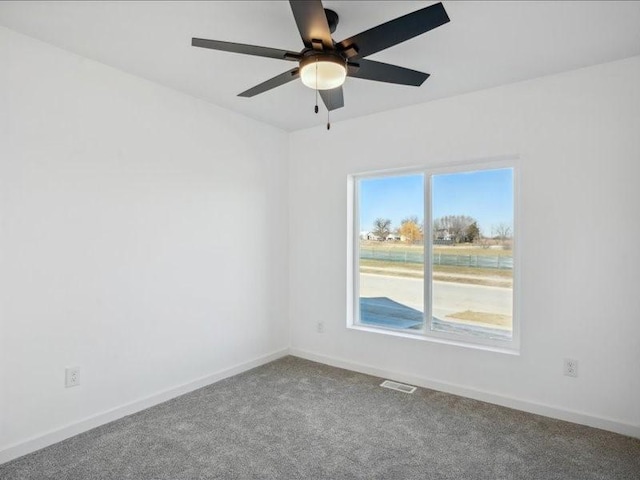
[299,55,347,90]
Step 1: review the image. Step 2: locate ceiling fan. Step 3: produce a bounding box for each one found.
[192,1,450,127]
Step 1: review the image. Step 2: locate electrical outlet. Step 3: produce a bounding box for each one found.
[563,358,578,378]
[65,367,80,388]
[316,321,325,333]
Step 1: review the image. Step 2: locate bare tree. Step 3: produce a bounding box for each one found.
[477,226,491,249]
[492,223,512,245]
[372,218,391,241]
[433,215,477,243]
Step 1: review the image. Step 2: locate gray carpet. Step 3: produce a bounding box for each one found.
[1,356,639,479]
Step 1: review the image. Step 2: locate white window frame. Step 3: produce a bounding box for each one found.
[347,156,520,354]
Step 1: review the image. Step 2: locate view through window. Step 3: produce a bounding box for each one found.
[355,165,515,347]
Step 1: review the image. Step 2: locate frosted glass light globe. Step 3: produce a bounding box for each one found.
[300,59,347,90]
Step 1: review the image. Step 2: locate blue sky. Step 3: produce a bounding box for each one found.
[359,168,513,235]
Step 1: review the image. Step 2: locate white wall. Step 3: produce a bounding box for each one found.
[0,26,289,457]
[289,56,640,436]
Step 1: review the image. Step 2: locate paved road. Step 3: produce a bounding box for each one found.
[359,272,512,321]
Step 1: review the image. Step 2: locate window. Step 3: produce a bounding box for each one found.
[348,160,518,352]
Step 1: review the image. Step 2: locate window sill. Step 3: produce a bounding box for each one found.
[347,323,520,356]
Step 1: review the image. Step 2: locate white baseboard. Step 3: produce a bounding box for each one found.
[289,348,640,439]
[0,348,289,465]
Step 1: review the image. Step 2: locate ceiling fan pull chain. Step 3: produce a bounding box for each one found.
[326,87,331,130]
[314,59,319,114]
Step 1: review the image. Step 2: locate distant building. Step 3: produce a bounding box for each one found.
[360,231,380,241]
[433,229,454,245]
[434,229,452,241]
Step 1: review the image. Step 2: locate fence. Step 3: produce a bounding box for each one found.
[359,248,513,270]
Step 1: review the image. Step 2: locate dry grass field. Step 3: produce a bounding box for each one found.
[360,240,512,257]
[446,310,512,328]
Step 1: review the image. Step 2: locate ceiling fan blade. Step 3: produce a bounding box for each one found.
[238,68,300,97]
[319,87,344,111]
[192,38,301,61]
[348,59,429,86]
[337,2,449,60]
[289,0,333,50]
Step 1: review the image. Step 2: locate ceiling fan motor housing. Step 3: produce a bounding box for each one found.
[299,51,345,69]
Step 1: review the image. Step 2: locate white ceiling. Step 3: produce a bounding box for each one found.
[2,1,640,131]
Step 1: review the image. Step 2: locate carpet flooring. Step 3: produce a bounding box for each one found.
[1,356,639,479]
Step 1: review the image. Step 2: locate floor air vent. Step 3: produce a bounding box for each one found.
[380,380,417,394]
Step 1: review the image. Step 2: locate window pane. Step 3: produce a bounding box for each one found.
[358,174,425,331]
[430,168,514,340]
